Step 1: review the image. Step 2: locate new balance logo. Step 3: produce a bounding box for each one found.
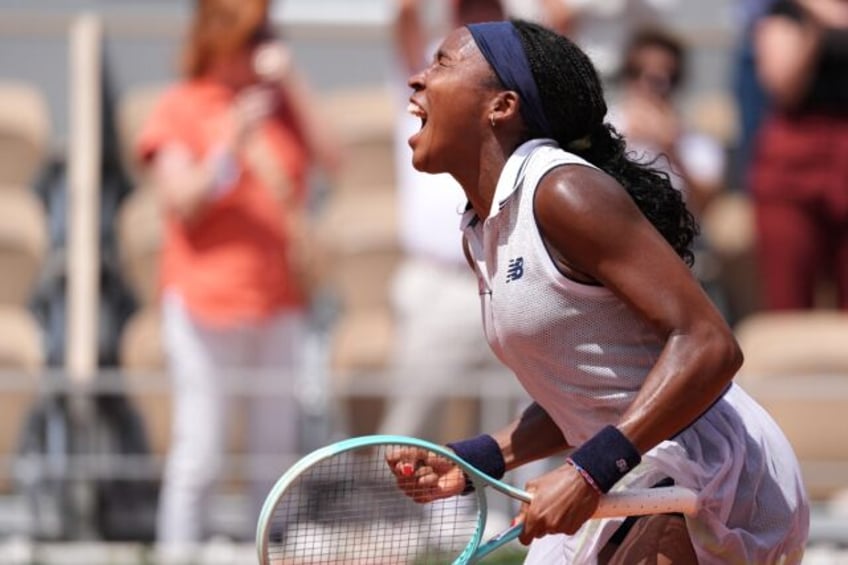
[506,257,524,283]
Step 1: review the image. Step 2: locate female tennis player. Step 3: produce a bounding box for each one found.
[387,19,810,563]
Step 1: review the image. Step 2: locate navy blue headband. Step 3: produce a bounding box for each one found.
[467,21,552,137]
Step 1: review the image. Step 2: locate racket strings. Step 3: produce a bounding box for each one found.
[265,444,482,564]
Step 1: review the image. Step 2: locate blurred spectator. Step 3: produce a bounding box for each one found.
[377,0,507,442]
[606,27,728,314]
[527,0,667,78]
[750,0,848,310]
[607,27,726,218]
[135,0,338,555]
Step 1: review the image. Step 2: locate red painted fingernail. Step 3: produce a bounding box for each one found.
[401,463,414,477]
[510,518,518,527]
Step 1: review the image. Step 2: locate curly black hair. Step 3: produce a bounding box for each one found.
[511,20,698,266]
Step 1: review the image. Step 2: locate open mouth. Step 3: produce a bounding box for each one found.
[407,101,427,130]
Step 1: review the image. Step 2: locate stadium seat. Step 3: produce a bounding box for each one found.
[119,306,170,459]
[320,86,396,193]
[0,305,44,454]
[701,192,760,322]
[316,85,400,365]
[0,188,49,305]
[118,306,164,374]
[115,185,162,307]
[317,188,399,312]
[0,306,44,492]
[0,187,48,492]
[0,83,50,494]
[112,181,179,469]
[0,188,47,378]
[330,307,395,374]
[329,248,401,314]
[735,311,848,500]
[0,81,51,187]
[317,87,402,437]
[736,312,848,378]
[330,307,395,438]
[115,84,166,185]
[0,306,45,374]
[318,187,397,255]
[113,83,169,457]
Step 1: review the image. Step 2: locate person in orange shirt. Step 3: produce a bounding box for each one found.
[137,0,339,555]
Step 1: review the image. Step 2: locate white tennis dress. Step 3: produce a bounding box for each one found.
[460,139,810,564]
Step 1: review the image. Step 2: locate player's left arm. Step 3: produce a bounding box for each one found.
[534,165,742,455]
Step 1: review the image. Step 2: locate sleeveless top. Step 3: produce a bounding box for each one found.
[461,139,809,563]
[461,138,664,444]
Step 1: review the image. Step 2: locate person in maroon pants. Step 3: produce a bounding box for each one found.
[750,0,848,310]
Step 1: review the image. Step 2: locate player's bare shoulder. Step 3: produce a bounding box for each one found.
[534,162,642,236]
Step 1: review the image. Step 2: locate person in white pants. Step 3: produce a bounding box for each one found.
[136,0,339,557]
[156,292,304,548]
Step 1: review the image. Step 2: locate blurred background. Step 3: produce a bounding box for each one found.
[0,0,846,563]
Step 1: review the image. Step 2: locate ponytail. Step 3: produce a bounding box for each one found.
[513,20,698,266]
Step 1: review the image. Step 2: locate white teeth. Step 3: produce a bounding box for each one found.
[407,102,426,118]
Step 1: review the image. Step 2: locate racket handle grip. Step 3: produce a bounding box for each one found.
[594,486,699,518]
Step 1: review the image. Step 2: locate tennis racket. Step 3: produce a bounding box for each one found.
[256,434,698,564]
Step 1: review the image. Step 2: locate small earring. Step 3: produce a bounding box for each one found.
[490,113,496,128]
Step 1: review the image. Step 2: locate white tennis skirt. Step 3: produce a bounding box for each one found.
[523,384,810,564]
